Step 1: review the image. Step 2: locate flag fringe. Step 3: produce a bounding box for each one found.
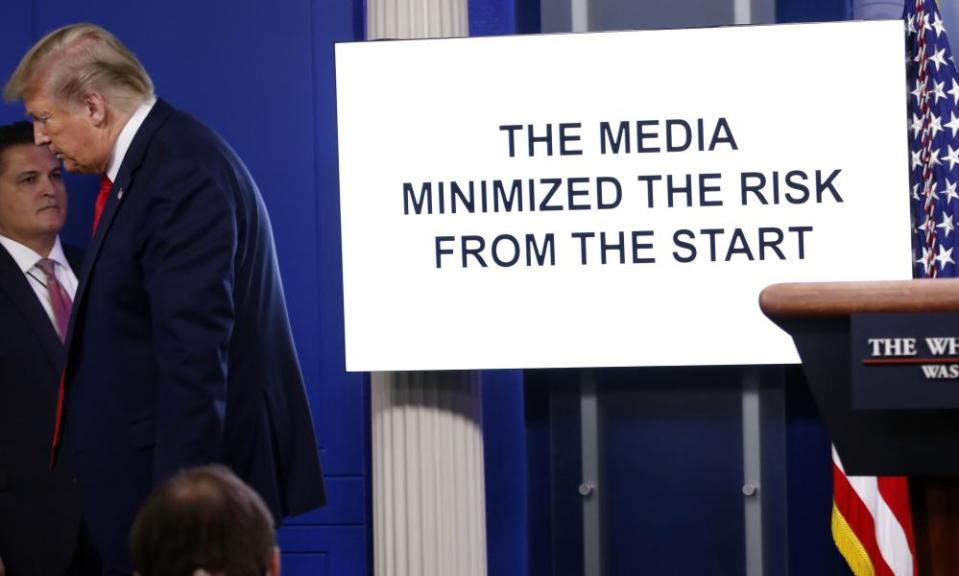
[832,501,876,576]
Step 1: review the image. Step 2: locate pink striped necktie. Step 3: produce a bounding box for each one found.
[35,258,72,342]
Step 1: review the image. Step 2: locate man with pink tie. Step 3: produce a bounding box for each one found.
[0,120,94,575]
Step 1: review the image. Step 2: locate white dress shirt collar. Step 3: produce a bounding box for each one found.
[0,234,69,274]
[106,97,157,183]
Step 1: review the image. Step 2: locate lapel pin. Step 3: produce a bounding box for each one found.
[117,188,124,200]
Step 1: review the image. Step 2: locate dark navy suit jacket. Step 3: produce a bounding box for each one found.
[60,99,326,573]
[0,243,82,576]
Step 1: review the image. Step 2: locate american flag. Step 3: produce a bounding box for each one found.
[910,0,959,279]
[830,1,959,574]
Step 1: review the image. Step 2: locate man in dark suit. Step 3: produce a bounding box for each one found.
[4,23,326,575]
[0,121,84,575]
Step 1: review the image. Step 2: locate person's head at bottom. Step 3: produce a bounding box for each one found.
[130,465,280,576]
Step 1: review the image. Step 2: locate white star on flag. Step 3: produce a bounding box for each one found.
[930,48,949,71]
[948,80,959,105]
[944,179,959,202]
[938,212,955,237]
[933,14,946,37]
[929,112,944,137]
[912,79,928,103]
[917,245,935,275]
[911,113,923,134]
[936,244,955,268]
[929,146,944,167]
[932,79,947,102]
[946,112,959,137]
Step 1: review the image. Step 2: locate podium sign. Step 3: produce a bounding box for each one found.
[852,313,959,409]
[336,20,912,371]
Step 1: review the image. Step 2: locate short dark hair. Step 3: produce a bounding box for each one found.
[129,465,276,576]
[0,121,35,175]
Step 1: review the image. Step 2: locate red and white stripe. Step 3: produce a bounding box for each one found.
[831,447,917,576]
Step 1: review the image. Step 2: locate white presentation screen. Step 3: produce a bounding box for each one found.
[335,20,913,371]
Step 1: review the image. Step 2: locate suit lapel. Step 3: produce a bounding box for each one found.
[0,245,64,371]
[65,99,175,351]
[64,246,83,274]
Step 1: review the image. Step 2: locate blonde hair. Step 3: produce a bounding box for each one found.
[4,23,153,113]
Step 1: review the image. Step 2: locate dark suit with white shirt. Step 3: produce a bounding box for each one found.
[0,241,82,576]
[60,99,325,574]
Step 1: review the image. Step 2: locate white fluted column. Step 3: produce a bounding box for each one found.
[371,372,485,576]
[368,0,468,39]
[366,7,484,575]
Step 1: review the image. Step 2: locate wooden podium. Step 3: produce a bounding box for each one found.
[760,279,959,576]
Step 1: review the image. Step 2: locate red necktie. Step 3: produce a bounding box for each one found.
[51,368,66,465]
[93,174,112,234]
[45,258,74,464]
